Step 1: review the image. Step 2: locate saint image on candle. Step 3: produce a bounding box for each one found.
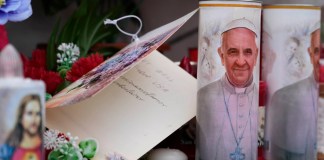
[267,24,320,160]
[0,95,43,160]
[197,18,259,160]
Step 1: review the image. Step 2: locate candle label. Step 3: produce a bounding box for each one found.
[197,1,261,160]
[0,81,45,160]
[262,5,321,159]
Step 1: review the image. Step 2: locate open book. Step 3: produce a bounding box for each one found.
[46,10,197,159]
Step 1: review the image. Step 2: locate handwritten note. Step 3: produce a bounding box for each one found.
[46,51,197,160]
[112,60,179,108]
[114,76,167,107]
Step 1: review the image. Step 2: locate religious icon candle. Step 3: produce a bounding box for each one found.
[197,1,261,160]
[148,149,188,160]
[0,45,45,160]
[318,93,324,160]
[262,5,321,160]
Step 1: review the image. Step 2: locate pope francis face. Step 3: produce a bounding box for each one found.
[308,29,320,82]
[218,27,258,87]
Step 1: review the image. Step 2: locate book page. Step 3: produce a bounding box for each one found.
[46,51,197,160]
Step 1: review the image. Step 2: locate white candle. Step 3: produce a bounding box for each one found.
[0,45,45,159]
[148,148,188,160]
[318,97,324,154]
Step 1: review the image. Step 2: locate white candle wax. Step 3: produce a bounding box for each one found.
[148,148,188,160]
[318,97,324,154]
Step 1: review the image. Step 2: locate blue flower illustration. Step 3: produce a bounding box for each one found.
[0,0,32,24]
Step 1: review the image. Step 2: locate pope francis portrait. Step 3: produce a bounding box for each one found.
[197,18,259,160]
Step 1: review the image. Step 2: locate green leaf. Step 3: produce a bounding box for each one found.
[48,143,82,160]
[78,10,93,57]
[74,0,88,17]
[46,20,61,70]
[79,139,98,159]
[70,18,81,42]
[87,14,110,49]
[48,150,63,160]
[91,31,113,47]
[46,93,53,101]
[59,17,76,43]
[56,80,71,93]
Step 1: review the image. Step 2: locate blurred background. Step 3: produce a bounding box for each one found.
[3,1,324,160]
[5,0,324,61]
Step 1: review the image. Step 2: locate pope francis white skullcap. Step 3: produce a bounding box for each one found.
[310,21,320,34]
[221,17,258,37]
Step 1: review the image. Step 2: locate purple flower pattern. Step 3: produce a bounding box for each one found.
[0,0,32,24]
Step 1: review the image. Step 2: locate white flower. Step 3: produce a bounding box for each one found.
[44,129,67,150]
[56,42,80,66]
[66,132,80,149]
[72,46,80,56]
[107,153,126,160]
[258,107,265,146]
[58,43,68,52]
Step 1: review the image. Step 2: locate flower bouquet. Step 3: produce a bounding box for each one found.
[44,129,98,160]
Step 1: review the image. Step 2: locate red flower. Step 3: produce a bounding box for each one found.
[320,66,324,83]
[31,49,46,68]
[21,49,47,69]
[21,49,47,68]
[179,56,193,76]
[24,67,45,79]
[66,53,104,82]
[22,48,63,94]
[259,81,267,106]
[24,65,63,94]
[258,147,265,160]
[0,25,9,50]
[43,71,64,94]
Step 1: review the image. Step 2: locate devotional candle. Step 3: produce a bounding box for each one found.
[0,45,45,160]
